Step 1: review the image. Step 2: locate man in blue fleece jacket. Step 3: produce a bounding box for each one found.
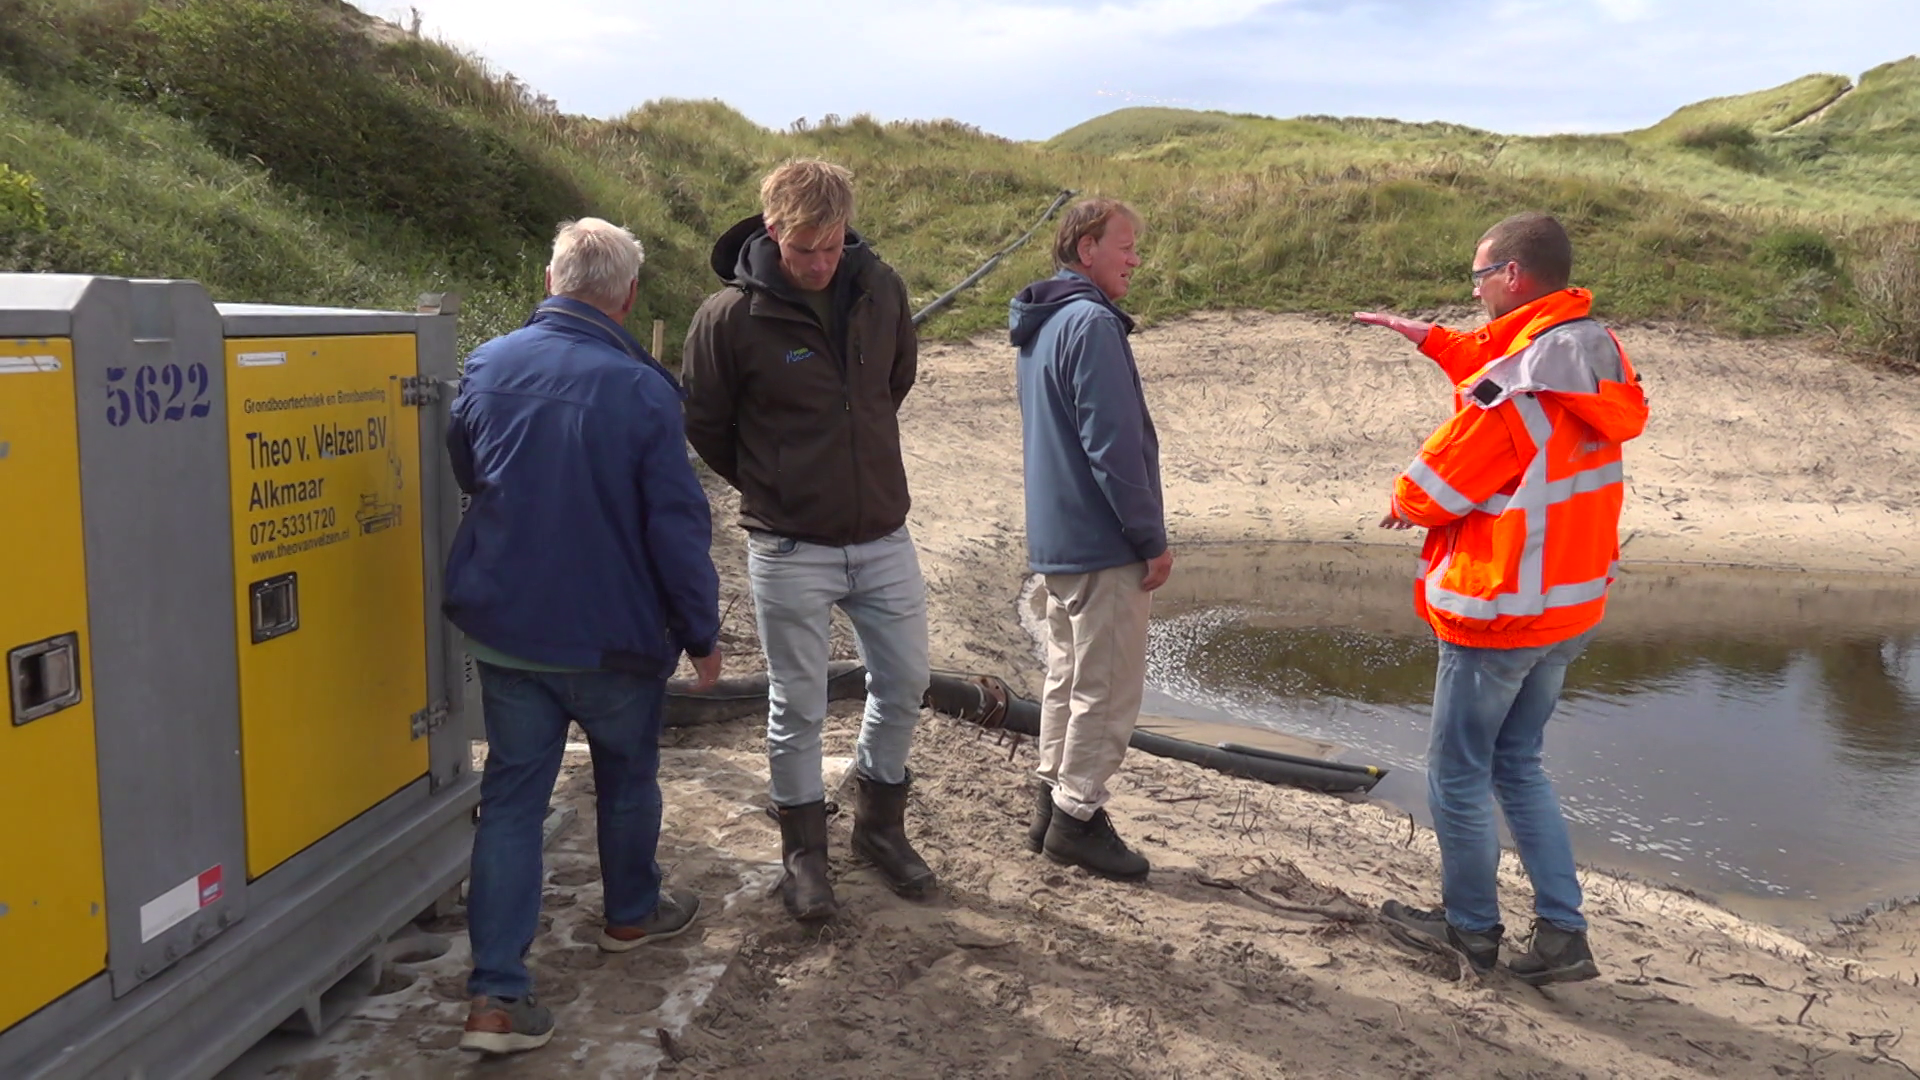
[1011,198,1170,882]
[444,218,722,1056]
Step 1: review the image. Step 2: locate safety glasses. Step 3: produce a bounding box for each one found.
[1470,260,1513,284]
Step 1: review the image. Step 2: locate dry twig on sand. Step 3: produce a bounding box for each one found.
[1848,1030,1920,1079]
[1193,875,1370,923]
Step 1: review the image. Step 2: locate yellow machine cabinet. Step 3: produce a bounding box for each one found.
[0,339,109,1033]
[225,335,430,877]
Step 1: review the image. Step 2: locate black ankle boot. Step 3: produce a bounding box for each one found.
[1027,781,1054,854]
[851,773,936,898]
[774,800,838,922]
[1380,900,1502,974]
[1042,805,1150,882]
[1507,919,1600,985]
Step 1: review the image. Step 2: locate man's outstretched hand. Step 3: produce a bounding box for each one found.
[1353,311,1433,345]
[1378,511,1418,531]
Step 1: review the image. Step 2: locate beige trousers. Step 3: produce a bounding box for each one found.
[1035,563,1153,820]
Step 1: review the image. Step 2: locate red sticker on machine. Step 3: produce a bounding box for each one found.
[198,865,223,908]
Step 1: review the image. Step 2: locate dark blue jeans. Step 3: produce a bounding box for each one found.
[465,661,667,999]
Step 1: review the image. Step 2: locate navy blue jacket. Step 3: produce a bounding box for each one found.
[444,297,719,676]
[1011,270,1166,575]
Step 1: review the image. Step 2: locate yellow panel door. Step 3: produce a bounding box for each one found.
[0,339,108,1033]
[225,336,429,878]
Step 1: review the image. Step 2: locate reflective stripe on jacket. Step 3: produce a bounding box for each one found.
[1392,289,1649,649]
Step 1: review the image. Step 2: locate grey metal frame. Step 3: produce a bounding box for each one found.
[413,295,479,781]
[211,304,419,338]
[0,277,482,1080]
[82,278,248,998]
[0,274,93,337]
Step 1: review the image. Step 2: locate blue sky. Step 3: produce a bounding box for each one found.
[352,1,1918,141]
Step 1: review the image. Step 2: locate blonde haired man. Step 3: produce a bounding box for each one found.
[683,161,931,922]
[447,218,722,1053]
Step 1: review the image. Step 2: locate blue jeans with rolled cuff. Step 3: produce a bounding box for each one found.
[1427,630,1595,936]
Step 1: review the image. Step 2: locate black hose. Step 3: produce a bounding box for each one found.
[923,671,1041,735]
[1215,741,1382,778]
[663,660,865,728]
[1127,732,1382,794]
[922,671,1385,794]
[664,665,1387,794]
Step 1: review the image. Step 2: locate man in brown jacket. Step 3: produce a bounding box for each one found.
[682,159,932,923]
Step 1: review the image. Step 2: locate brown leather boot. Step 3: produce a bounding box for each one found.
[775,800,837,922]
[851,773,936,898]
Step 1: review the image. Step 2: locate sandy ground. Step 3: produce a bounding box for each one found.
[242,312,1920,1078]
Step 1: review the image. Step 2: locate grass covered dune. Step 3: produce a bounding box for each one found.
[0,0,1915,364]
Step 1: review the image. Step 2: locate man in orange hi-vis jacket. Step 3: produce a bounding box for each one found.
[1354,211,1648,986]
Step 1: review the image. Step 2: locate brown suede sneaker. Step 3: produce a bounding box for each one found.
[599,888,701,953]
[459,994,554,1055]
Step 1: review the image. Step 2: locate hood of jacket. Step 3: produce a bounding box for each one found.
[708,213,879,303]
[1008,269,1134,349]
[1463,288,1648,445]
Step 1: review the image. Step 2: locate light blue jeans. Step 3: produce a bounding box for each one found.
[747,527,930,807]
[1428,630,1595,936]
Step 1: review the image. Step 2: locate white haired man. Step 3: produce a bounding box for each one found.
[445,218,724,1054]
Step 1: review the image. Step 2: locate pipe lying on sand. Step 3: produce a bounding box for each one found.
[664,661,866,727]
[925,669,1387,794]
[666,664,1386,794]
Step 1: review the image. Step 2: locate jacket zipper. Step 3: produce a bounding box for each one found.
[843,289,871,542]
[756,285,873,545]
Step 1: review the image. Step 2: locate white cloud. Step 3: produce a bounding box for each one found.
[348,0,1919,140]
[357,1,653,65]
[1593,0,1656,21]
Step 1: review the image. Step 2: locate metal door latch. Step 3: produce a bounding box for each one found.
[248,573,299,644]
[410,700,450,739]
[10,632,82,725]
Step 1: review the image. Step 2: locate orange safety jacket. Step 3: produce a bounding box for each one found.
[1391,289,1648,649]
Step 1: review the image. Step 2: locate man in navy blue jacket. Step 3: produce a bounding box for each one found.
[443,218,722,1056]
[1011,198,1169,883]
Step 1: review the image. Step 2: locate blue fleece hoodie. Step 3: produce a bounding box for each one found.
[1010,270,1166,574]
[443,297,720,676]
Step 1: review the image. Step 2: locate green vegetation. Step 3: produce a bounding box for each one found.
[0,0,1915,364]
[1752,228,1839,273]
[1048,107,1503,177]
[1855,222,1920,364]
[1640,73,1852,140]
[0,162,47,235]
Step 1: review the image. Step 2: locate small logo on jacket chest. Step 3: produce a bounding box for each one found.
[784,347,815,364]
